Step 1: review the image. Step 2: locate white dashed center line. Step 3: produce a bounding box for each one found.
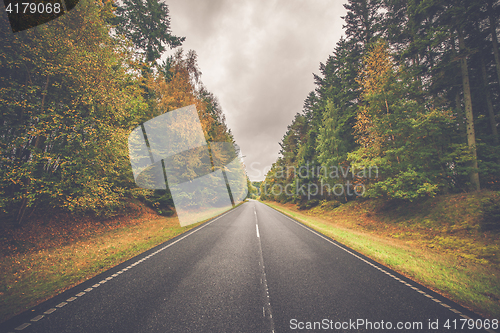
[30,315,44,322]
[254,204,275,333]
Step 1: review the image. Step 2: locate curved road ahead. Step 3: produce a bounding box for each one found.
[2,200,496,332]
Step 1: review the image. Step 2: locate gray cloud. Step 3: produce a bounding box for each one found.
[164,0,347,180]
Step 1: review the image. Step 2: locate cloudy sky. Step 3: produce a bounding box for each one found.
[164,0,348,181]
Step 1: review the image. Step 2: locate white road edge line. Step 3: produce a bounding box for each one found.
[27,205,242,330]
[268,205,482,325]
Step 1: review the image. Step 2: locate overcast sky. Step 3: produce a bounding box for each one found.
[164,0,347,181]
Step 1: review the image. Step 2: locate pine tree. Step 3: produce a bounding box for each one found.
[342,0,383,49]
[114,0,185,63]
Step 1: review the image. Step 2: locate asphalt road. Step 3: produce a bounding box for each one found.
[2,200,496,333]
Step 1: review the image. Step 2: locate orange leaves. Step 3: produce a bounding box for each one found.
[147,56,226,143]
[150,69,197,113]
[353,40,398,151]
[356,40,395,98]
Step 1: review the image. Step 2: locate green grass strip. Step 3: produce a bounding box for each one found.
[263,201,500,319]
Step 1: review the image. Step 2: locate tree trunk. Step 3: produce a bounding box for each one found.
[480,53,500,164]
[488,0,500,87]
[480,54,499,141]
[458,29,480,191]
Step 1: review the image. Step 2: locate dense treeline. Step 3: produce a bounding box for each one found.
[261,0,500,206]
[0,0,234,225]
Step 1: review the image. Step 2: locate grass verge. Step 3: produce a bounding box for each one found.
[262,195,500,319]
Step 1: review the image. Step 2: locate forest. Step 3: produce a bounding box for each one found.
[0,0,236,226]
[3,0,500,224]
[260,0,500,209]
[1,0,500,322]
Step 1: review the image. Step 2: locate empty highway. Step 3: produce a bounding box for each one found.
[1,200,495,333]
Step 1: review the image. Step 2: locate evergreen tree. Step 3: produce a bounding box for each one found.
[114,0,185,63]
[262,0,500,203]
[343,0,384,49]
